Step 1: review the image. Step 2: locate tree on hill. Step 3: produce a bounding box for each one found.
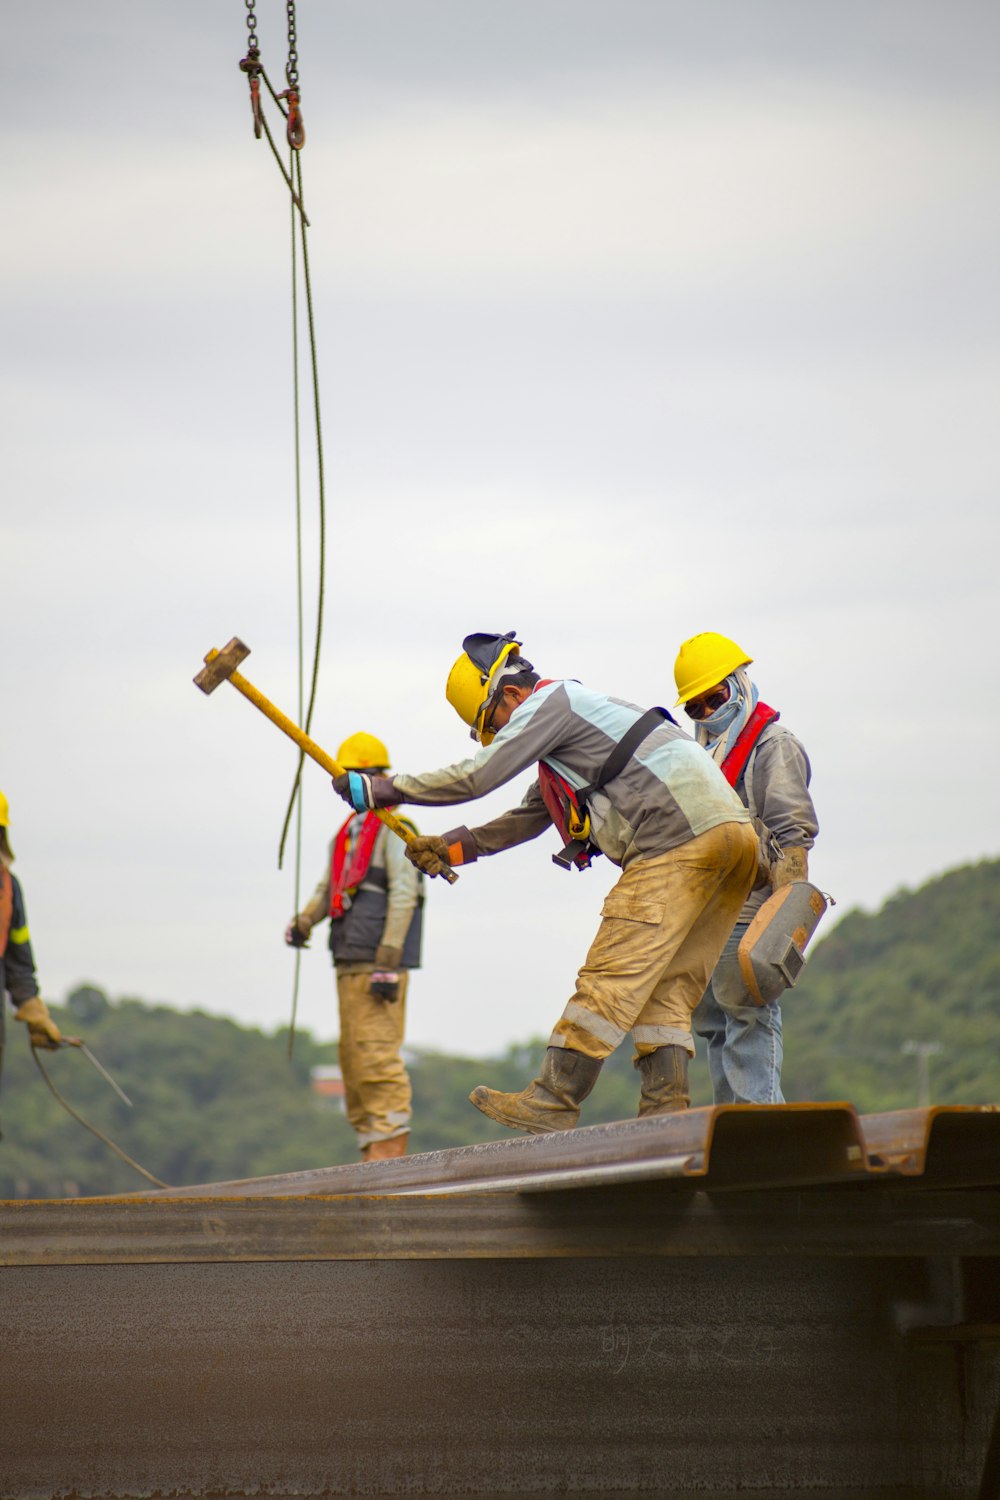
[782,858,1000,1111]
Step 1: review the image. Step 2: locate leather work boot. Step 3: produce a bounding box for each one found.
[469,1046,603,1134]
[636,1045,690,1116]
[362,1133,409,1162]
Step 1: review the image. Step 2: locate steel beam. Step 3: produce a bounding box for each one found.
[2,1250,999,1498]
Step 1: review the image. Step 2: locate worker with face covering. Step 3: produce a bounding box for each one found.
[0,791,63,1102]
[673,633,818,1104]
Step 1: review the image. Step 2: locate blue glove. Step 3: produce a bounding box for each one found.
[331,772,398,813]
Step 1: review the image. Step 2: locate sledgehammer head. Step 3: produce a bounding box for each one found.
[194,637,251,694]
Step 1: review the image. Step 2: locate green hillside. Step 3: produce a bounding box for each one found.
[1,858,997,1197]
[782,857,1000,1111]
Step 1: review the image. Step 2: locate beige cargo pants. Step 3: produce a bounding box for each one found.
[549,820,759,1061]
[336,970,412,1149]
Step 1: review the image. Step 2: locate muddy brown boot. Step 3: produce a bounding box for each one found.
[362,1133,409,1162]
[636,1046,690,1116]
[469,1046,603,1134]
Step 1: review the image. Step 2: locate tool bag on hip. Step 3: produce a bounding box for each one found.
[538,707,672,871]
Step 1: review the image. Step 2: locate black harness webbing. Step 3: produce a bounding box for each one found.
[552,706,674,870]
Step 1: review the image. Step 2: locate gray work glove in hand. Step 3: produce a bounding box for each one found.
[405,835,453,878]
[14,996,63,1050]
[770,846,809,890]
[285,914,312,948]
[331,771,398,813]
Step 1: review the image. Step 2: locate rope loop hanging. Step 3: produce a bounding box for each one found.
[235,1,327,1055]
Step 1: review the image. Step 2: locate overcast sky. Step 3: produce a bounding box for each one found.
[3,1,998,1058]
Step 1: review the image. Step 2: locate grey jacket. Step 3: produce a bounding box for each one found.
[393,679,749,869]
[734,721,818,918]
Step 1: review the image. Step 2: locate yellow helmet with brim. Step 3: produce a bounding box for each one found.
[674,632,752,706]
[446,631,531,746]
[337,732,390,770]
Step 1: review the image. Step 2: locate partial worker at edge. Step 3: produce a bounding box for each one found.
[0,790,63,1112]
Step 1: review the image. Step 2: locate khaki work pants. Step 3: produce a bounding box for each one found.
[550,820,760,1061]
[336,969,412,1149]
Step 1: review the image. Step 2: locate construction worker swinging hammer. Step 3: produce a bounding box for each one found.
[331,632,760,1133]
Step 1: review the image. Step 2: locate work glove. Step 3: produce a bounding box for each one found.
[285,913,313,948]
[770,846,809,890]
[370,970,401,1003]
[331,771,398,814]
[404,834,454,878]
[14,996,63,1050]
[374,943,403,970]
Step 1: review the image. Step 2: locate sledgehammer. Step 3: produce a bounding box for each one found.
[194,637,458,883]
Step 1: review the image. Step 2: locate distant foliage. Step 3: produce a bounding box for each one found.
[1,860,996,1196]
[782,859,1000,1111]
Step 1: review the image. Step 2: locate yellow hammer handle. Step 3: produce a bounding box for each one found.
[213,657,459,885]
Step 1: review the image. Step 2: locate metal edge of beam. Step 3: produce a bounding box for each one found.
[3,1185,1000,1266]
[138,1103,875,1200]
[860,1106,1000,1183]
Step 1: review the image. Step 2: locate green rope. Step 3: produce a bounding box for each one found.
[287,141,305,1060]
[277,145,326,874]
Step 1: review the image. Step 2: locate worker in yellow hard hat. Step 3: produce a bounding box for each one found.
[673,632,819,1103]
[331,631,760,1133]
[284,734,424,1161]
[1,791,63,1095]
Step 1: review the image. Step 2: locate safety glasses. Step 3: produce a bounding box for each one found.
[685,685,730,720]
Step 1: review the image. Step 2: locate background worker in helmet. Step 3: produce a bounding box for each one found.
[0,790,63,1090]
[674,632,818,1104]
[331,632,759,1134]
[285,734,424,1161]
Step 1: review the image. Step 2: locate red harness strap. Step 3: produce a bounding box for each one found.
[329,812,383,918]
[720,702,780,788]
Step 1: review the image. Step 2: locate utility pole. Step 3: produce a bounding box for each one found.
[902,1041,942,1108]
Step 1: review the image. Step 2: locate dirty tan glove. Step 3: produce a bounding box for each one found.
[770,846,809,890]
[285,913,313,948]
[14,996,63,1050]
[405,835,453,878]
[374,943,403,970]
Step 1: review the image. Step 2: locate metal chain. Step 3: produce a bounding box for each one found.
[245,0,259,53]
[286,0,300,88]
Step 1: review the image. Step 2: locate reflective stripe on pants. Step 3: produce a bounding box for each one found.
[549,821,759,1061]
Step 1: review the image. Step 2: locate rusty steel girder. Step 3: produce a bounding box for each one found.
[3,1105,1000,1498]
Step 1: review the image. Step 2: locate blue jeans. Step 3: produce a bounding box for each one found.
[693,918,784,1104]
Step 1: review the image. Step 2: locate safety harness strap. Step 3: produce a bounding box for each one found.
[539,703,674,872]
[720,702,779,789]
[330,812,383,918]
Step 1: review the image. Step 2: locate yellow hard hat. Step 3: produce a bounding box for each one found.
[0,790,8,828]
[674,632,752,705]
[446,630,529,745]
[337,732,390,770]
